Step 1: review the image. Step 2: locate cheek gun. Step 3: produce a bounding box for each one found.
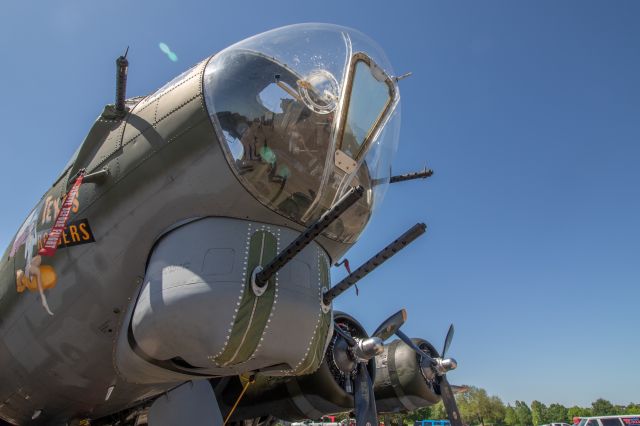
[253,186,364,291]
[322,222,427,306]
[390,168,434,183]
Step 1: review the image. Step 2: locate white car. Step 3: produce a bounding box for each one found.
[577,415,640,426]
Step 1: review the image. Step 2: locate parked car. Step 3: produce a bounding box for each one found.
[577,415,640,426]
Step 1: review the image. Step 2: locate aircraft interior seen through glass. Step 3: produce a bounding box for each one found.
[204,25,400,243]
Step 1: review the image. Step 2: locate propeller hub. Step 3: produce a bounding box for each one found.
[436,357,458,375]
[353,337,384,361]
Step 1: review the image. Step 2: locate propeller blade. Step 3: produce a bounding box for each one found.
[372,309,407,341]
[395,329,435,365]
[439,375,463,426]
[442,324,454,357]
[353,362,378,426]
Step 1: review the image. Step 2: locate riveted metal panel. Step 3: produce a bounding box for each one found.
[86,118,127,173]
[154,63,205,124]
[126,217,331,382]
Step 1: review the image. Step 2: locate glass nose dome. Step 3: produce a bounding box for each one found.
[203,23,400,243]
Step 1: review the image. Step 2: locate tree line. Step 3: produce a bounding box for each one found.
[393,387,640,426]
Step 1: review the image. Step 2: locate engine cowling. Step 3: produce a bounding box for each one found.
[374,338,441,413]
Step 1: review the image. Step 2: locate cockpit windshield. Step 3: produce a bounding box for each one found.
[203,24,400,243]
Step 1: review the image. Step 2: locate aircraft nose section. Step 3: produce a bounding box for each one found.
[118,217,332,382]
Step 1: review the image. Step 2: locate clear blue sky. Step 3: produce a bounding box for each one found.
[1,0,638,408]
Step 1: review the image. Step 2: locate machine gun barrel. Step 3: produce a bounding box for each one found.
[254,186,364,287]
[115,48,129,114]
[390,169,433,183]
[323,222,426,305]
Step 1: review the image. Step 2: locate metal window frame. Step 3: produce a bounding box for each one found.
[334,52,397,163]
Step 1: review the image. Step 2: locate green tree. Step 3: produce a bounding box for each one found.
[490,396,507,426]
[382,412,412,426]
[531,401,548,426]
[567,406,592,422]
[432,401,448,420]
[592,399,617,416]
[546,404,568,423]
[405,406,433,422]
[456,387,506,426]
[624,403,640,414]
[515,401,533,426]
[505,405,518,426]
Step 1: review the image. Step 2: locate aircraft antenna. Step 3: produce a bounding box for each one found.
[115,47,129,116]
[394,71,413,82]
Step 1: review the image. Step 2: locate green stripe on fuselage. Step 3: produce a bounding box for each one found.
[296,251,331,375]
[216,229,277,366]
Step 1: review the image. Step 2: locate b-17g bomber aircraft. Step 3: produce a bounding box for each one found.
[0,24,462,426]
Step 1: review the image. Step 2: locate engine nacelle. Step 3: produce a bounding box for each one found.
[374,338,441,413]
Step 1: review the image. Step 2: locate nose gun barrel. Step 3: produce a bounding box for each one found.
[254,185,365,288]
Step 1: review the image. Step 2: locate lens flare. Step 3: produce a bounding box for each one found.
[158,42,178,62]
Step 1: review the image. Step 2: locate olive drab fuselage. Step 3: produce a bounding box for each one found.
[0,23,414,425]
[0,58,354,424]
